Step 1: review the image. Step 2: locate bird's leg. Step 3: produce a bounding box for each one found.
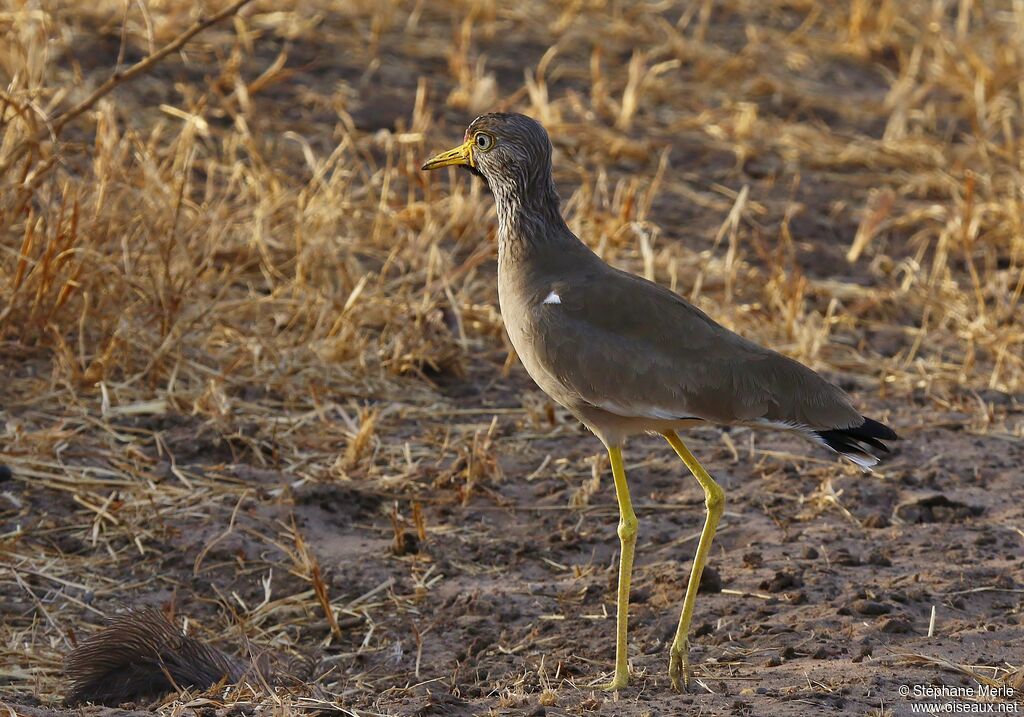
[600,444,638,691]
[662,431,724,692]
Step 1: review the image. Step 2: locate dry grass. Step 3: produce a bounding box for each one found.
[1,0,1022,714]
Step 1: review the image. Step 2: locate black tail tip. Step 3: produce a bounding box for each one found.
[858,416,899,441]
[814,416,899,469]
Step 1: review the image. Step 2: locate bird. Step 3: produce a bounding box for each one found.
[421,112,898,692]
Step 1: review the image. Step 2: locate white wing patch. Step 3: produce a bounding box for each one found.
[543,291,561,305]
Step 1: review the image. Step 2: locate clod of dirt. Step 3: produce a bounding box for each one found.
[415,691,471,716]
[906,587,931,601]
[694,621,714,638]
[742,551,763,567]
[853,642,874,663]
[0,464,11,482]
[294,484,384,523]
[992,573,1019,589]
[698,566,723,593]
[833,548,862,566]
[801,546,819,560]
[865,549,892,566]
[392,530,419,556]
[759,570,802,593]
[880,617,913,633]
[851,599,892,615]
[862,513,890,528]
[895,494,984,523]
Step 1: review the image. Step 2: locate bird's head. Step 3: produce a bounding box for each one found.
[421,113,554,193]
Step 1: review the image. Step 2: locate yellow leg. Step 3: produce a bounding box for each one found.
[600,444,638,691]
[662,431,724,691]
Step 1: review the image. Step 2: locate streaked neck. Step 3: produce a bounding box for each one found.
[490,171,578,263]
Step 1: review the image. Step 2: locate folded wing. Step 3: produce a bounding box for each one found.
[529,267,863,431]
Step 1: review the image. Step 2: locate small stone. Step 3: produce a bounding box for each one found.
[801,546,819,560]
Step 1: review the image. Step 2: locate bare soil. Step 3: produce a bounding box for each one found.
[2,2,1023,716]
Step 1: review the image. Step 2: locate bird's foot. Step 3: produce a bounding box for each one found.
[668,637,691,692]
[598,673,629,692]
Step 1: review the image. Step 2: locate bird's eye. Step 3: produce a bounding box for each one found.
[475,133,494,151]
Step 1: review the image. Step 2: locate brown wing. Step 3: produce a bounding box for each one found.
[528,266,862,430]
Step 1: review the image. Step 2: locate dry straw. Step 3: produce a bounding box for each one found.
[1,0,1022,712]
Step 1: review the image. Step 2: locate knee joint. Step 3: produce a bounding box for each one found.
[617,515,638,542]
[705,482,725,514]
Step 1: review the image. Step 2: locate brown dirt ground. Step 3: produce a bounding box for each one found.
[2,2,1023,717]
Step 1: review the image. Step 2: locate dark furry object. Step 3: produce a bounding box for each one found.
[63,608,295,706]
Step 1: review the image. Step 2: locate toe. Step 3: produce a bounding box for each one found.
[668,642,690,692]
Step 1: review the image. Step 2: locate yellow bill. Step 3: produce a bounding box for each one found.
[421,137,475,171]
